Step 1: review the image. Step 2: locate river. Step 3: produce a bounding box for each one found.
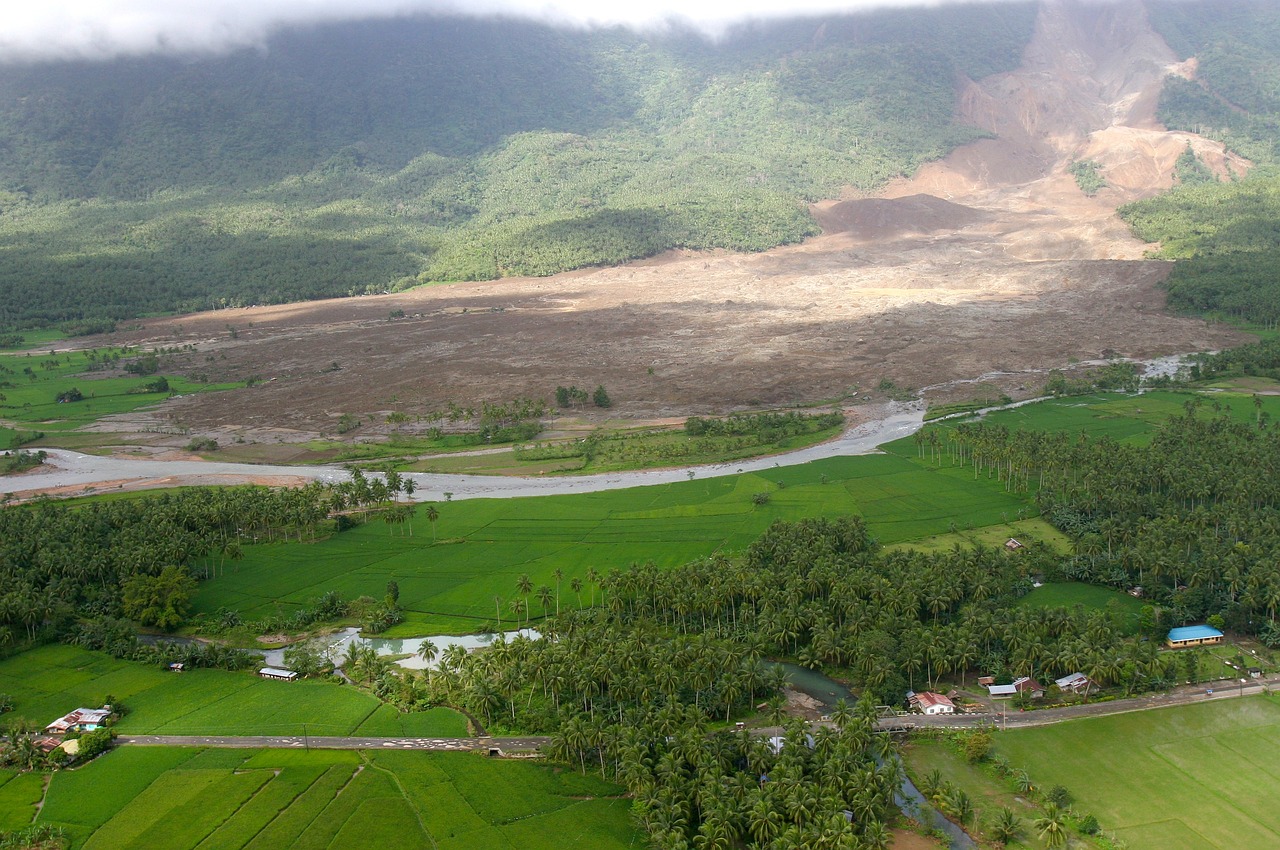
[8,352,1197,501]
[11,401,926,501]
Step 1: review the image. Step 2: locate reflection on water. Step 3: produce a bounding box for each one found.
[258,627,541,670]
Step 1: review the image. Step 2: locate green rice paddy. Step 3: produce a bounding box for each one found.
[998,696,1280,850]
[192,453,1030,634]
[33,747,636,849]
[0,644,466,738]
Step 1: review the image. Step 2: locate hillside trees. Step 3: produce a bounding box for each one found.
[0,6,1037,331]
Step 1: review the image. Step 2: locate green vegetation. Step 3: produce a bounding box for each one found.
[0,643,464,738]
[1120,1,1280,328]
[1014,582,1145,634]
[906,396,1280,643]
[999,696,1280,849]
[30,747,634,849]
[191,452,1028,634]
[504,410,846,474]
[1068,159,1107,196]
[0,6,1038,331]
[0,347,234,436]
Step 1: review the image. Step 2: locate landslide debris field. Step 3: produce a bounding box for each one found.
[83,2,1250,443]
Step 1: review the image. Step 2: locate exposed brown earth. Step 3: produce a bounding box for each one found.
[73,0,1251,446]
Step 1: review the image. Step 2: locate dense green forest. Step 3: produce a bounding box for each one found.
[0,5,1039,331]
[1121,1,1280,327]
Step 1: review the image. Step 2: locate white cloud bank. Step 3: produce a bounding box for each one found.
[0,0,1017,62]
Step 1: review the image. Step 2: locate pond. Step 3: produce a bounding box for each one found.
[257,627,541,670]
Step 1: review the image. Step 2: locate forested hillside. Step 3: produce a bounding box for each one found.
[0,5,1037,331]
[1121,0,1280,328]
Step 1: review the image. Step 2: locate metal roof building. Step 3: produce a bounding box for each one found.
[1166,625,1224,648]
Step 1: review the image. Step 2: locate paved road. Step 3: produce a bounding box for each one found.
[117,677,1275,754]
[877,674,1279,731]
[117,735,550,752]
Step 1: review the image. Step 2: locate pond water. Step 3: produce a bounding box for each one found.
[257,627,541,670]
[779,661,856,712]
[778,662,976,850]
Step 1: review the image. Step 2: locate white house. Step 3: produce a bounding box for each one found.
[909,691,955,715]
[987,677,1043,699]
[1054,673,1094,695]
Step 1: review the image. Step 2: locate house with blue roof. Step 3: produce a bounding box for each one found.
[1166,624,1224,649]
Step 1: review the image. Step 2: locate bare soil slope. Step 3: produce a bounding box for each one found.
[82,0,1250,445]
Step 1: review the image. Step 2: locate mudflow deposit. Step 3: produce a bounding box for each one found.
[92,0,1251,444]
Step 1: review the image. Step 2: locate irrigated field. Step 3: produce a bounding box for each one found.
[0,645,466,738]
[901,390,1280,451]
[998,696,1280,849]
[192,453,1029,634]
[34,747,636,850]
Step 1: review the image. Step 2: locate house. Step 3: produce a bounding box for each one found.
[909,691,955,715]
[45,708,111,735]
[1249,667,1263,679]
[1166,625,1224,649]
[1128,586,1144,598]
[258,667,299,681]
[1004,538,1024,551]
[988,677,1043,699]
[977,676,995,687]
[33,738,62,754]
[1054,673,1094,695]
[168,662,184,672]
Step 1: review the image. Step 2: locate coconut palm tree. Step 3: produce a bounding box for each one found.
[1034,802,1069,848]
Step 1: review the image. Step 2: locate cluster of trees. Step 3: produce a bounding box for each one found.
[0,5,1038,331]
[554,385,611,410]
[0,472,415,645]
[1189,337,1280,381]
[0,451,45,474]
[333,514,1182,849]
[685,411,845,439]
[1120,1,1280,327]
[1068,159,1106,196]
[928,404,1280,637]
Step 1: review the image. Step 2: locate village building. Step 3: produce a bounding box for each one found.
[1054,673,1094,695]
[908,691,955,715]
[987,677,1043,699]
[1166,625,1224,649]
[257,667,299,681]
[1004,538,1024,551]
[44,708,111,735]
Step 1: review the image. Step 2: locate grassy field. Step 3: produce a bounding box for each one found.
[903,738,1056,849]
[1015,582,1146,633]
[191,453,1030,634]
[33,747,636,850]
[888,391,1280,456]
[0,348,236,436]
[885,517,1071,554]
[0,644,466,737]
[998,696,1280,849]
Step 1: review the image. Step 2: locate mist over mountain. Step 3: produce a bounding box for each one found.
[0,0,1276,332]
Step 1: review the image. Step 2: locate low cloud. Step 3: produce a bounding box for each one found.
[2,0,1018,62]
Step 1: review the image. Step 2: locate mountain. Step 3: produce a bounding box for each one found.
[0,5,1042,330]
[1117,0,1280,328]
